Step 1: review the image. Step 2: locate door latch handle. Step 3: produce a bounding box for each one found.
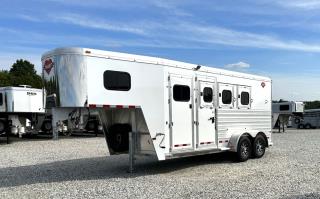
[208,117,215,123]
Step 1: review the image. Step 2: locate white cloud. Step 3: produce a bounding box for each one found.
[52,14,146,35]
[18,14,42,22]
[268,0,320,10]
[172,23,320,53]
[225,61,250,69]
[47,13,320,53]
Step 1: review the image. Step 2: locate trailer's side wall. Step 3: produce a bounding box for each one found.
[215,75,271,146]
[86,57,166,159]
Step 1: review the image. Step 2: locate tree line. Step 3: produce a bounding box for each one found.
[0,59,42,88]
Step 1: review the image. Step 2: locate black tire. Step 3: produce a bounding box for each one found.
[107,124,131,152]
[298,124,304,129]
[0,120,6,134]
[236,136,252,162]
[304,123,312,129]
[294,118,300,124]
[41,120,52,132]
[253,135,266,158]
[62,130,71,136]
[86,120,97,132]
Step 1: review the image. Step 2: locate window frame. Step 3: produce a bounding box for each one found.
[103,70,131,91]
[237,86,251,109]
[280,105,290,111]
[218,83,234,109]
[222,90,232,105]
[240,91,250,106]
[203,87,213,103]
[173,84,191,102]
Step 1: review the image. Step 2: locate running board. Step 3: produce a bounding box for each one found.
[165,148,222,159]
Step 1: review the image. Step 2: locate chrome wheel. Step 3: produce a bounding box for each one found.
[253,135,266,158]
[240,142,250,159]
[236,136,252,162]
[255,140,264,156]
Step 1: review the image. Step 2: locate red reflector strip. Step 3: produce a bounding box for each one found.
[218,139,229,144]
[174,144,190,147]
[200,142,213,145]
[88,104,140,109]
[103,105,110,109]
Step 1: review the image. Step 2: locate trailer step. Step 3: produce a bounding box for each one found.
[165,148,222,159]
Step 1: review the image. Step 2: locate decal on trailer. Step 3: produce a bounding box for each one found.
[43,58,54,75]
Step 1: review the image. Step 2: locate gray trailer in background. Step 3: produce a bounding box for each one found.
[272,101,304,132]
[296,109,320,129]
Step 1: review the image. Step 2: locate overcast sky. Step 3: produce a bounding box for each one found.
[1,0,320,101]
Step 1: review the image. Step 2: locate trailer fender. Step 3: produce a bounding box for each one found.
[228,133,253,152]
[229,132,269,152]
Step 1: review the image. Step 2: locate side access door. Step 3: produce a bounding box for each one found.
[196,78,217,148]
[169,75,194,151]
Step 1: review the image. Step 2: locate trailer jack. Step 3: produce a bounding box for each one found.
[128,131,136,173]
[128,110,137,173]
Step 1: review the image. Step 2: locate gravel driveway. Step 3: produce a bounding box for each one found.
[0,130,320,199]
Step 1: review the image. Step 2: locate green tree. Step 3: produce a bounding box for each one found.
[9,59,42,88]
[0,70,11,87]
[304,101,320,110]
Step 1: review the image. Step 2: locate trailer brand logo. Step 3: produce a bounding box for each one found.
[27,92,37,96]
[43,58,54,75]
[261,82,266,88]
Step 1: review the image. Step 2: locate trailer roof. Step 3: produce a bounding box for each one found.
[42,47,271,82]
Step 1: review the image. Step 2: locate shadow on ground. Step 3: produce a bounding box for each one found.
[0,152,235,188]
[281,193,320,199]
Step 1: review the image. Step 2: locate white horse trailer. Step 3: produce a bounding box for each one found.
[0,86,52,137]
[42,47,272,171]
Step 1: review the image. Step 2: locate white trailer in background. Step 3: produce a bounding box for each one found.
[0,86,52,137]
[42,47,272,171]
[272,101,304,132]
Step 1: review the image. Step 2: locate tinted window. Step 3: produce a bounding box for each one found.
[222,90,232,104]
[203,87,213,103]
[0,93,2,106]
[104,70,131,91]
[280,105,290,111]
[173,85,190,102]
[241,92,250,105]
